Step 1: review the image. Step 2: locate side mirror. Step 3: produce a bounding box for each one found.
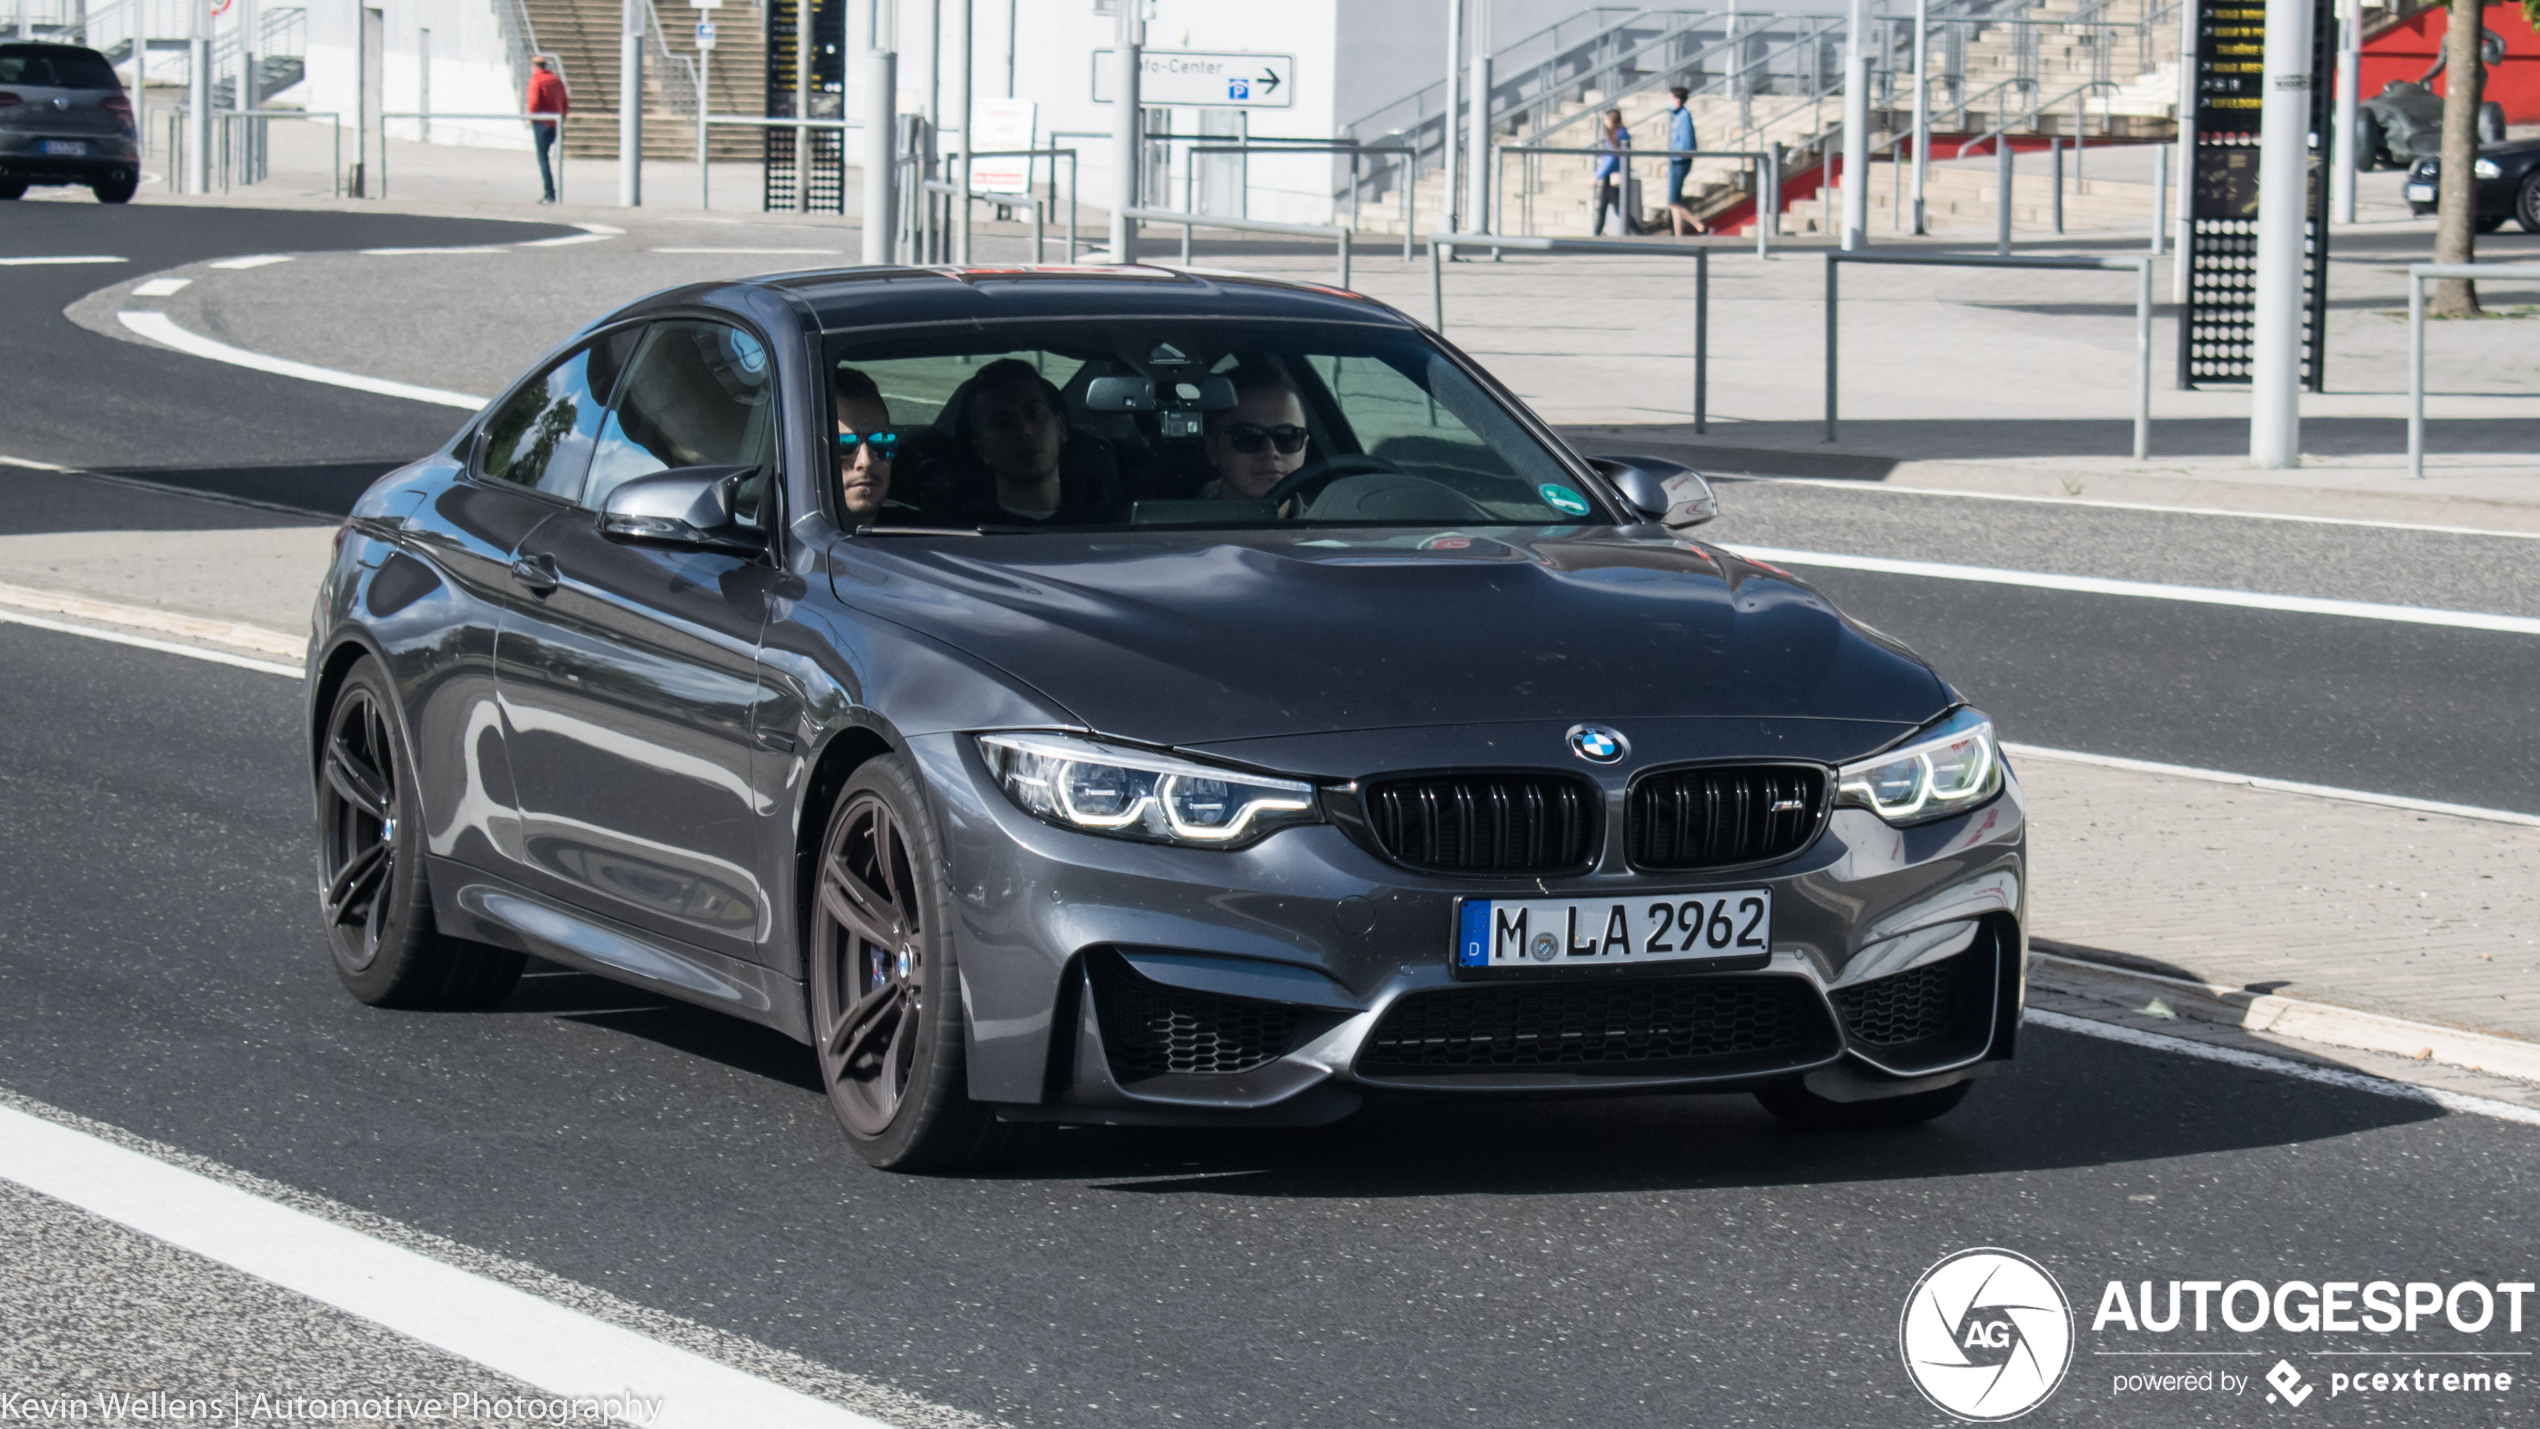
[1588,456,1719,529]
[600,465,766,553]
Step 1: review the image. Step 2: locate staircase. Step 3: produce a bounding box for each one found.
[518,0,767,162]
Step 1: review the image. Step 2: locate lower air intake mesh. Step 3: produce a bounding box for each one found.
[1357,977,1830,1075]
[1832,949,1990,1047]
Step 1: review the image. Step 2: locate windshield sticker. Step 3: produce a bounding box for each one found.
[1538,484,1591,516]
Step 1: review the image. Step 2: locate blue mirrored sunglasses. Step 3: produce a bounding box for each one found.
[836,429,900,458]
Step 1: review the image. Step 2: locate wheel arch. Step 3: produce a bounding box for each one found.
[787,719,899,982]
[308,629,392,788]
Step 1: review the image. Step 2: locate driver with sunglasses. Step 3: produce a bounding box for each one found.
[1198,369,1312,508]
[833,366,899,523]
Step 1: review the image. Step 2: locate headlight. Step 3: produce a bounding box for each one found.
[2473,158,2502,180]
[1835,708,2002,826]
[977,732,1320,848]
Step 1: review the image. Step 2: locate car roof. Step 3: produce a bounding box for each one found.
[722,265,1422,335]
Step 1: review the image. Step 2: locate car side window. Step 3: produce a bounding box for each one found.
[581,320,778,514]
[476,327,642,502]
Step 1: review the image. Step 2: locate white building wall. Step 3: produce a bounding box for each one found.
[307,0,530,151]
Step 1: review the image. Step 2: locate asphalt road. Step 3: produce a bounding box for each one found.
[2,621,2535,1429]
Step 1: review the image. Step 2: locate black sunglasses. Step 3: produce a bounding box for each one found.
[836,429,901,459]
[1226,423,1309,455]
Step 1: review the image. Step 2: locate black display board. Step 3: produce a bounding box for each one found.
[2177,0,2333,390]
[763,0,846,213]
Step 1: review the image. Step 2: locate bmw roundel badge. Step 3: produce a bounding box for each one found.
[1565,724,1628,764]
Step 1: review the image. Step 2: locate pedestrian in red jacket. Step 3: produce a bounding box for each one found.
[526,56,569,203]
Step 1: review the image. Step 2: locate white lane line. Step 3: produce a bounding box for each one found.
[0,1103,901,1429]
[1712,473,2540,542]
[520,223,626,249]
[0,254,126,266]
[2026,1009,2540,1128]
[1725,544,2540,637]
[2006,743,2540,829]
[207,253,293,269]
[0,580,308,660]
[118,311,489,411]
[0,453,76,471]
[360,245,512,255]
[0,606,305,678]
[652,246,845,255]
[132,276,194,297]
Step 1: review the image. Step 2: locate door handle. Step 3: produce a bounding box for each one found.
[508,554,560,595]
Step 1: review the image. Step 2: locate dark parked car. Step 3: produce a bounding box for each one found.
[308,267,2028,1170]
[0,42,139,202]
[2405,138,2540,232]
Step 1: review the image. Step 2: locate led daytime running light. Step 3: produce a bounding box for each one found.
[979,733,1318,848]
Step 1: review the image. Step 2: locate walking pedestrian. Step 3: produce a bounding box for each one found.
[1592,108,1636,236]
[1661,86,1708,236]
[526,55,569,204]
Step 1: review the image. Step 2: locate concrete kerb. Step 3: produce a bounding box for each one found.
[2030,950,2540,1084]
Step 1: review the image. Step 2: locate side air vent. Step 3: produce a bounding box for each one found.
[1626,764,1828,871]
[1083,950,1307,1078]
[1361,774,1599,876]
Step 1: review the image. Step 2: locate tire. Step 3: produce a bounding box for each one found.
[2517,174,2540,236]
[316,657,525,1009]
[92,174,137,204]
[2352,110,2389,171]
[1755,1078,1972,1129]
[0,178,25,200]
[2475,213,2506,234]
[805,753,1003,1172]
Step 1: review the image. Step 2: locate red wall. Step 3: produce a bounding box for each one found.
[2361,2,2540,122]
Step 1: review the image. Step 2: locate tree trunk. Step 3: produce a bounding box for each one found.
[2429,0,2485,316]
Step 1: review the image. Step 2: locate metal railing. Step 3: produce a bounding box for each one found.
[1122,206,1362,288]
[2407,262,2540,480]
[1425,232,1712,433]
[692,113,849,214]
[1824,251,2153,457]
[1493,145,1779,258]
[1179,144,1417,261]
[213,108,338,196]
[373,112,561,201]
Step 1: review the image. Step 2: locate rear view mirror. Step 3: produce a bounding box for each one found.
[600,465,767,553]
[1589,456,1719,529]
[1082,375,1156,412]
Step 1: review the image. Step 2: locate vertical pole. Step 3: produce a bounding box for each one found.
[2134,257,2151,460]
[1694,246,1709,433]
[2173,0,2197,304]
[242,0,260,177]
[619,0,642,206]
[1910,0,1929,234]
[1429,238,1445,331]
[1402,153,1414,260]
[861,48,897,263]
[1107,0,1138,261]
[1442,0,1461,234]
[1994,138,2011,255]
[2050,136,2063,234]
[2151,142,2168,253]
[792,0,809,213]
[2248,0,2313,468]
[1839,0,1868,250]
[2074,88,2085,184]
[1822,255,1838,442]
[1762,150,1777,256]
[186,0,208,194]
[695,38,707,210]
[2332,0,2360,224]
[2407,270,2425,478]
[1337,227,1350,289]
[1466,52,1491,241]
[953,0,971,262]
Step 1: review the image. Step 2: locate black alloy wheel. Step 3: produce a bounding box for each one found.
[807,755,999,1171]
[2517,173,2540,235]
[316,657,524,1008]
[1755,1078,1972,1129]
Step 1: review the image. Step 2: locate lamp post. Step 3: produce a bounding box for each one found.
[953,0,971,262]
[1441,0,1460,232]
[1106,0,1137,260]
[2248,0,2315,467]
[1839,0,1869,248]
[2331,0,2359,223]
[618,0,642,206]
[186,0,208,193]
[1909,0,1929,234]
[862,45,896,263]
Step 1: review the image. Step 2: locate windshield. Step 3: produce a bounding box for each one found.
[821,320,1610,532]
[0,46,123,89]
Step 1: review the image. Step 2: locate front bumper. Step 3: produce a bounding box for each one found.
[916,731,2030,1126]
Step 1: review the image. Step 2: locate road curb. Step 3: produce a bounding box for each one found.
[0,580,308,661]
[2029,949,2540,1084]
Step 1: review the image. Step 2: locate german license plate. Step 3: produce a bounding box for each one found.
[41,140,87,156]
[2405,183,2436,202]
[1455,890,1772,969]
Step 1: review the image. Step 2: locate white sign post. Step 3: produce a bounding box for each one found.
[1092,50,1293,108]
[971,98,1036,194]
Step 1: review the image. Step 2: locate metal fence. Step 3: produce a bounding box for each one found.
[1493,145,1778,258]
[2407,262,2540,480]
[1426,232,1712,434]
[1123,207,1362,288]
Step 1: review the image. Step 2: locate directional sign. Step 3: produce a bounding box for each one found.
[695,20,716,49]
[1091,50,1293,108]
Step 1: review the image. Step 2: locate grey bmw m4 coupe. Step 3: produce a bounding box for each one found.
[309,266,2027,1170]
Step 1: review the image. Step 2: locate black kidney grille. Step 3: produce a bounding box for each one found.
[1358,977,1829,1074]
[1627,765,1828,871]
[1086,953,1306,1078]
[1833,950,1989,1047]
[1364,775,1597,874]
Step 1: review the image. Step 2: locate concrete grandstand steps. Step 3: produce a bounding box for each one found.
[522,0,766,162]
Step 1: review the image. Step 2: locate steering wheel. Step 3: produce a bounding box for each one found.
[1262,454,1399,512]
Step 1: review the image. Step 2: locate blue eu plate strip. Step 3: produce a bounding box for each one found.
[1457,901,1493,966]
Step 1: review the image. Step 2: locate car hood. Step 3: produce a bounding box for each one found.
[825,528,1948,753]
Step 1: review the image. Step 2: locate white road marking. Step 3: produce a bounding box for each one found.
[652,247,845,255]
[1712,473,2540,541]
[0,1103,902,1429]
[360,245,512,255]
[2006,743,2540,829]
[0,580,307,660]
[131,276,194,296]
[520,223,626,249]
[0,606,305,677]
[207,253,294,269]
[1725,544,2540,637]
[118,311,489,410]
[0,254,126,266]
[0,453,76,471]
[2027,1009,2540,1128]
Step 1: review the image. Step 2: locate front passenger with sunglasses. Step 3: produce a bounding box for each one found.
[1198,368,1312,510]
